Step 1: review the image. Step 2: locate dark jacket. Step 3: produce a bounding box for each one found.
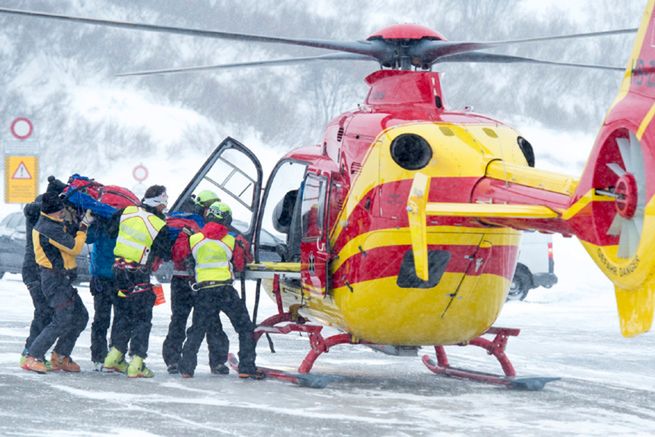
[33,213,87,273]
[168,212,204,277]
[22,198,42,283]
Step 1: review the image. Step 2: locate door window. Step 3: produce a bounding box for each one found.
[257,160,307,262]
[301,174,327,241]
[171,138,263,238]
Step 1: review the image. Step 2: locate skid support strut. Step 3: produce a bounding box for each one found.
[254,313,361,374]
[423,327,559,390]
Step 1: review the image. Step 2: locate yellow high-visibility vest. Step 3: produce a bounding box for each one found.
[189,231,236,283]
[114,206,165,264]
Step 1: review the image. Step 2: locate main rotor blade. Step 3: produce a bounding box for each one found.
[0,7,382,56]
[435,52,624,71]
[414,28,636,63]
[116,53,375,77]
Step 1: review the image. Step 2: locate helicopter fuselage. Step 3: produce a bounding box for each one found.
[263,70,549,345]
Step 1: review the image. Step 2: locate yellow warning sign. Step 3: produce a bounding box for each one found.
[5,155,38,203]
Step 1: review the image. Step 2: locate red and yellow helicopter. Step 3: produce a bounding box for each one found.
[2,2,654,389]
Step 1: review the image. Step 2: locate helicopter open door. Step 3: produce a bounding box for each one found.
[299,172,331,296]
[171,137,263,239]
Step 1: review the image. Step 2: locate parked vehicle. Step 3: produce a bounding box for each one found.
[0,211,91,282]
[507,231,557,301]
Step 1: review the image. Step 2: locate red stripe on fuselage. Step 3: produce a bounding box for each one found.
[331,243,518,289]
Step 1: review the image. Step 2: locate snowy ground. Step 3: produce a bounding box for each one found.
[1,123,654,435]
[1,242,654,437]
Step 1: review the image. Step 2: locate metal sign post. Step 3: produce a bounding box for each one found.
[4,117,39,203]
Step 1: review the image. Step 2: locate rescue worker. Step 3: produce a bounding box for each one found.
[86,217,119,370]
[19,176,67,369]
[103,185,174,378]
[162,190,231,375]
[178,201,262,379]
[22,191,92,373]
[186,190,221,216]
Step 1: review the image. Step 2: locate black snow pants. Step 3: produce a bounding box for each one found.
[90,276,118,363]
[163,276,229,369]
[179,285,256,376]
[28,268,89,360]
[23,279,53,353]
[110,266,155,358]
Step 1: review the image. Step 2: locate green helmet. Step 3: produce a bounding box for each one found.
[206,201,232,224]
[193,190,220,207]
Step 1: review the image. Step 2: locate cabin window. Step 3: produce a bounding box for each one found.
[258,160,307,262]
[301,174,327,241]
[517,136,535,167]
[177,147,259,236]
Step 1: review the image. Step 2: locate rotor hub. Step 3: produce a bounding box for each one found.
[367,24,447,42]
[615,173,638,218]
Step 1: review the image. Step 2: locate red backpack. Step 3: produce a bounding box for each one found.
[99,185,140,209]
[66,176,103,199]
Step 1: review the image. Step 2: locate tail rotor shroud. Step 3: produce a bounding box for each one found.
[604,131,647,259]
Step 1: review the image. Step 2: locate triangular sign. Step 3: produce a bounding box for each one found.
[12,162,32,180]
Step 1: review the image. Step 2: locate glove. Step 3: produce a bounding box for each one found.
[81,209,95,227]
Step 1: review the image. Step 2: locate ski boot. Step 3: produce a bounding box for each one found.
[51,352,81,372]
[22,356,48,374]
[103,347,128,374]
[211,364,230,375]
[238,368,266,380]
[128,355,154,378]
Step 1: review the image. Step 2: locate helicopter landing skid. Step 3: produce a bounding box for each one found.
[422,327,559,391]
[255,317,558,390]
[254,313,366,374]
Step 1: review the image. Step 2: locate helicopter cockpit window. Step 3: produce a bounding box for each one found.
[301,174,327,241]
[517,136,535,167]
[390,134,433,170]
[183,148,259,236]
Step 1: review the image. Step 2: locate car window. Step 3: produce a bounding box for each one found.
[233,219,280,247]
[7,212,23,230]
[0,214,12,227]
[15,214,26,231]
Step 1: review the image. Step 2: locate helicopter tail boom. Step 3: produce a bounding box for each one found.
[570,0,655,337]
[409,0,655,337]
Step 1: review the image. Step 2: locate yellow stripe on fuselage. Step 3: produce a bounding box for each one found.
[561,189,615,221]
[608,0,654,114]
[637,101,655,139]
[485,160,578,197]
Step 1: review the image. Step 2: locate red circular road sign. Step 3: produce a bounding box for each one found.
[10,117,33,140]
[132,164,149,183]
